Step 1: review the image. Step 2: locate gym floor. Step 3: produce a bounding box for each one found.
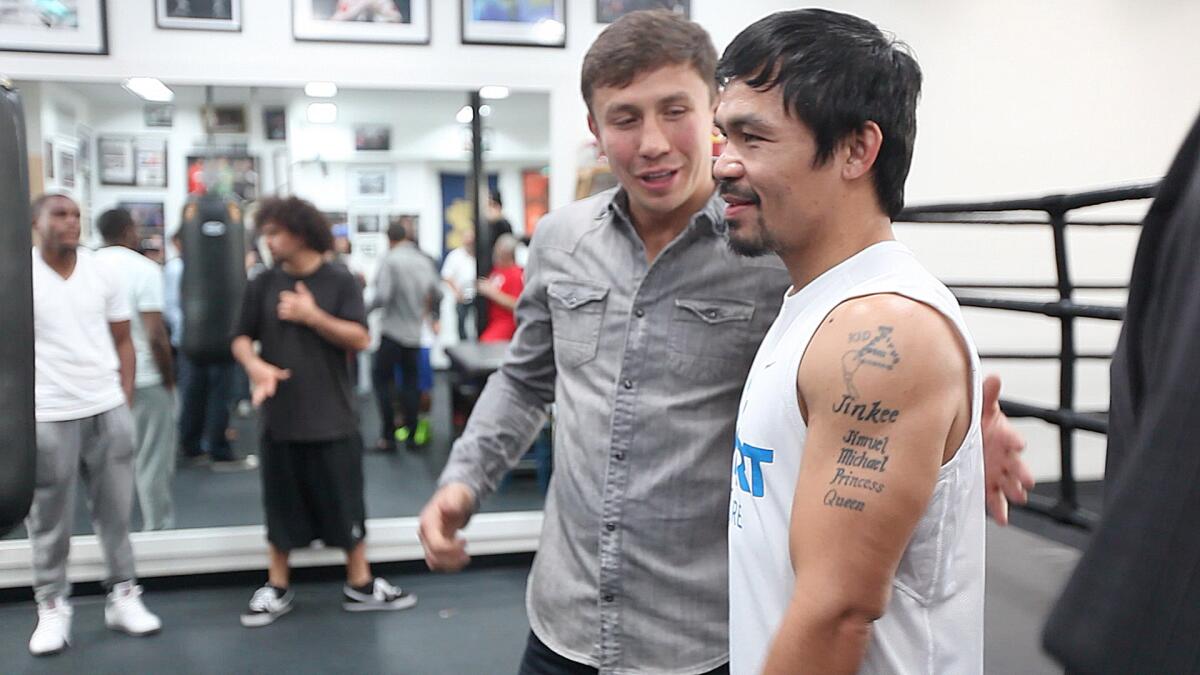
[0,523,1080,674]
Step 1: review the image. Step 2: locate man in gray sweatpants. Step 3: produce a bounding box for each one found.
[96,207,177,531]
[26,194,163,656]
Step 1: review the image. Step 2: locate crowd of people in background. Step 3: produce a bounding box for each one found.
[22,189,524,655]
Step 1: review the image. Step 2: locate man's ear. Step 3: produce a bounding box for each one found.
[587,113,600,142]
[843,120,884,181]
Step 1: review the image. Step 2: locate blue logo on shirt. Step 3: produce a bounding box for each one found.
[733,435,774,498]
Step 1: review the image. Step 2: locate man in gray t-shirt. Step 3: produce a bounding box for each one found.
[369,219,442,452]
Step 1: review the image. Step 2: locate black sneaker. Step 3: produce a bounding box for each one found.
[240,584,293,627]
[342,578,417,612]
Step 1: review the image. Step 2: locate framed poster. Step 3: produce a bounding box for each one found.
[187,154,259,202]
[355,124,391,151]
[144,104,175,128]
[57,147,77,190]
[263,107,287,141]
[292,0,430,45]
[99,136,136,186]
[461,0,565,47]
[0,0,107,55]
[44,140,54,179]
[203,105,247,134]
[135,138,168,188]
[156,0,241,31]
[348,166,391,201]
[595,0,689,23]
[522,167,549,237]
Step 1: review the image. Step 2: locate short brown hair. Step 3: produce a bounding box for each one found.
[255,196,333,253]
[581,10,717,113]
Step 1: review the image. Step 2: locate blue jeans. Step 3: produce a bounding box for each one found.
[177,354,235,461]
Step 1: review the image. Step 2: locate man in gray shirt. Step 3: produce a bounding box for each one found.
[370,219,441,452]
[420,10,1032,675]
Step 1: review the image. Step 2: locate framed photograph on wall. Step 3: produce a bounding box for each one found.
[348,166,391,201]
[595,0,688,23]
[263,107,287,141]
[135,138,168,188]
[461,0,565,47]
[186,154,259,202]
[57,147,77,190]
[355,124,391,151]
[203,106,247,134]
[99,136,136,186]
[156,0,241,31]
[293,0,430,45]
[0,0,107,55]
[144,103,175,128]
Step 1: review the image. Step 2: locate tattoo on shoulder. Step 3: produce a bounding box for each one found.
[842,325,900,399]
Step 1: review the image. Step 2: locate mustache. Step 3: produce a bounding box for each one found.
[717,179,760,205]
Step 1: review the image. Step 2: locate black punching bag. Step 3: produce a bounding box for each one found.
[180,193,246,364]
[0,79,36,536]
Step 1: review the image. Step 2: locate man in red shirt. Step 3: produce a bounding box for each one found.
[477,233,523,343]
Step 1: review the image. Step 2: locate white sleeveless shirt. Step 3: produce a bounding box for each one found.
[728,241,985,674]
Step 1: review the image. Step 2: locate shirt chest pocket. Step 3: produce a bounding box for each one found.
[548,280,609,368]
[666,297,756,382]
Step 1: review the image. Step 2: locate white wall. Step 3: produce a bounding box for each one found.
[4,0,1200,483]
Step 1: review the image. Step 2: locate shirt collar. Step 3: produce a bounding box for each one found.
[600,187,726,238]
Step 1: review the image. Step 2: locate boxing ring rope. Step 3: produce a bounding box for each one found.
[898,182,1159,529]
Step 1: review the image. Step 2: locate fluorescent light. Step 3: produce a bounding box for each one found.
[532,19,564,44]
[456,105,473,125]
[122,77,174,102]
[304,81,338,98]
[307,102,338,124]
[479,104,492,118]
[479,85,509,100]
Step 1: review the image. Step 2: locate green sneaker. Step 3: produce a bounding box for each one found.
[413,419,431,447]
[393,427,410,442]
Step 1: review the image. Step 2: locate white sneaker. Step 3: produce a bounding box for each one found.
[240,584,294,627]
[29,597,72,656]
[342,577,417,612]
[105,581,162,636]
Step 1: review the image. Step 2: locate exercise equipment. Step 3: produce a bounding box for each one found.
[0,78,36,536]
[179,193,246,363]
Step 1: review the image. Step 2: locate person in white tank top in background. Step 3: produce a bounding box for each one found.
[715,10,985,674]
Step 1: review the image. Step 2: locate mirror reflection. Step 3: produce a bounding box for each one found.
[4,79,551,540]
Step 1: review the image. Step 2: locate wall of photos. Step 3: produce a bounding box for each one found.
[2,0,1198,210]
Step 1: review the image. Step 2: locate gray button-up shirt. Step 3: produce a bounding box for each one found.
[371,242,442,347]
[440,188,789,674]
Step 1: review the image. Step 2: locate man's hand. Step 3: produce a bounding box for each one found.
[475,276,499,301]
[248,359,291,407]
[418,483,475,572]
[982,374,1035,525]
[277,281,320,325]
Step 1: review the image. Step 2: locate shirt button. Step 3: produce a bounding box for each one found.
[615,452,625,461]
[605,522,616,532]
[603,594,615,603]
[634,308,645,318]
[706,309,718,319]
[623,379,633,389]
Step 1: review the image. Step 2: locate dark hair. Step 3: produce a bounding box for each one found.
[29,193,73,223]
[581,9,717,113]
[97,208,136,244]
[387,217,408,243]
[255,196,333,253]
[489,191,503,208]
[717,9,922,219]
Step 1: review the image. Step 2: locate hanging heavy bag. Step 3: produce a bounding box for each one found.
[179,193,246,364]
[0,79,36,536]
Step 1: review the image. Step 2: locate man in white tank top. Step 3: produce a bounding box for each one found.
[715,10,985,674]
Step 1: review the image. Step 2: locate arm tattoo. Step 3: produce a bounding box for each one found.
[841,325,900,399]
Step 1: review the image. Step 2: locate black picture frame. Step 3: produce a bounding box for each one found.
[461,0,566,48]
[595,0,689,24]
[263,107,287,141]
[292,0,431,45]
[144,104,175,128]
[155,0,242,32]
[0,0,108,55]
